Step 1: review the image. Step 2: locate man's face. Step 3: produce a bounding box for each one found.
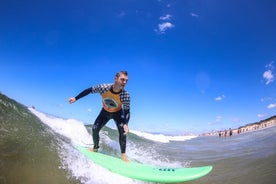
[115,74,128,88]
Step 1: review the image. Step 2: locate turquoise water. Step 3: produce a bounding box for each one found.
[1,93,276,184]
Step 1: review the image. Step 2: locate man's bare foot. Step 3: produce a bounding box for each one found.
[121,153,129,162]
[88,148,98,152]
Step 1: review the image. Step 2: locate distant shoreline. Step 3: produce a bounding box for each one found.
[201,115,276,136]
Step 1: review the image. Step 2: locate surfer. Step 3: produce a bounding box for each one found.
[68,71,130,162]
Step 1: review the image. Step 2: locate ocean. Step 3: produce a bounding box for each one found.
[1,93,276,184]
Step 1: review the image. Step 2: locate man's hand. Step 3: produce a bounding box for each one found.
[123,124,129,135]
[68,97,76,104]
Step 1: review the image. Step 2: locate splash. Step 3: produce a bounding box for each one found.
[28,108,167,183]
[29,108,93,146]
[131,130,197,143]
[29,108,192,183]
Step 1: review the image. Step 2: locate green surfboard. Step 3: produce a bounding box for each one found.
[77,146,212,183]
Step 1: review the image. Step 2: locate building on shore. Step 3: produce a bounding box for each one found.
[238,115,276,133]
[202,115,276,136]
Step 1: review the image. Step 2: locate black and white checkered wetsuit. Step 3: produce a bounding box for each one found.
[75,84,130,153]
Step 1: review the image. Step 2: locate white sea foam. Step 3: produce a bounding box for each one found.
[131,130,197,143]
[28,108,151,184]
[29,108,93,146]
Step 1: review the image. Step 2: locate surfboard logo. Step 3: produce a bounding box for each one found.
[103,98,118,109]
[158,168,176,172]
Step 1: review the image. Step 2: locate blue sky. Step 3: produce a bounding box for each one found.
[1,0,276,134]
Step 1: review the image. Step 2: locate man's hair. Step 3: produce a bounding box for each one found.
[116,71,128,77]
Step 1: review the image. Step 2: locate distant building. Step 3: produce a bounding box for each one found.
[202,115,276,136]
[239,115,276,133]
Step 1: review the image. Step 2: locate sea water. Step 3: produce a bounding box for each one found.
[1,94,275,184]
[28,109,276,184]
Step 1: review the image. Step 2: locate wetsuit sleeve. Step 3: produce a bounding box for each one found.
[121,91,130,125]
[75,84,111,101]
[75,88,92,100]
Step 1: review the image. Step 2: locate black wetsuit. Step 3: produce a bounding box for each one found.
[75,84,130,153]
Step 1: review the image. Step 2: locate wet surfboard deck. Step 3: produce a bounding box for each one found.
[76,146,212,183]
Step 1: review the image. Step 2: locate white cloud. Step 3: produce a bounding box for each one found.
[263,70,274,84]
[87,108,92,112]
[210,117,244,127]
[215,95,226,101]
[156,22,174,34]
[232,117,239,123]
[263,61,274,85]
[266,61,275,69]
[160,14,172,21]
[257,114,266,118]
[261,97,271,102]
[267,103,276,109]
[156,13,174,34]
[118,11,126,18]
[190,13,199,17]
[207,116,223,125]
[215,116,223,122]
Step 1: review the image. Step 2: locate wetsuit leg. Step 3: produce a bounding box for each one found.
[92,109,110,149]
[113,111,127,153]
